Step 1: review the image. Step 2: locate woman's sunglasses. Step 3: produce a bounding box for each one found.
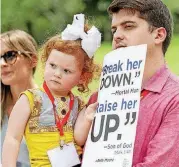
[0,50,29,65]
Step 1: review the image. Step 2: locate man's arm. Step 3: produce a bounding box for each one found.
[87,92,98,106]
[134,106,179,167]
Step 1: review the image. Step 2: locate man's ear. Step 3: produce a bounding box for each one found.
[30,54,38,68]
[153,27,167,44]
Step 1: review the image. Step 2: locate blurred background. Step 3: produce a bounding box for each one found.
[1,0,179,98]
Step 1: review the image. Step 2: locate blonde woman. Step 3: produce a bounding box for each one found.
[1,30,38,167]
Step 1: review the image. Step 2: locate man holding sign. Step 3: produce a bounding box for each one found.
[83,0,179,167]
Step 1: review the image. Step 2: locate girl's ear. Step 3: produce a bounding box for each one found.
[78,74,85,85]
[30,54,38,68]
[78,78,84,85]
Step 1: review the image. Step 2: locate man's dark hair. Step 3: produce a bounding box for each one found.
[108,0,173,54]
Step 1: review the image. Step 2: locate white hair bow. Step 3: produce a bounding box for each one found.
[61,14,101,58]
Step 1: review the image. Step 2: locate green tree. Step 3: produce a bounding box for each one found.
[1,0,85,43]
[163,0,179,33]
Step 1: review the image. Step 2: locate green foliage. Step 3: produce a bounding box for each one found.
[2,0,178,102]
[1,0,85,43]
[163,0,179,33]
[163,0,179,11]
[2,0,179,43]
[166,34,179,75]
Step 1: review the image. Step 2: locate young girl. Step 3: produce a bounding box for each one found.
[2,14,101,167]
[1,30,38,167]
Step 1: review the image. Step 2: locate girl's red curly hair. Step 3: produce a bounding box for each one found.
[41,26,101,93]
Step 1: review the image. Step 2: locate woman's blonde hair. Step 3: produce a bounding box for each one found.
[1,29,38,122]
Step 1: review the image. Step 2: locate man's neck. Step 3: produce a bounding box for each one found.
[142,50,165,86]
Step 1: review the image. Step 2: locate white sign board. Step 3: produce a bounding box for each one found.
[82,44,147,167]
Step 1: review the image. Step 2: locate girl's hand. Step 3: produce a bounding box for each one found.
[85,102,98,121]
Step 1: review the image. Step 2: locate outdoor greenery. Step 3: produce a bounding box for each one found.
[2,0,179,42]
[2,0,179,101]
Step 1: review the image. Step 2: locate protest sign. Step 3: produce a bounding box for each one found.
[82,44,147,167]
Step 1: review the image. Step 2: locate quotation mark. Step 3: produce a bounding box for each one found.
[124,112,137,125]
